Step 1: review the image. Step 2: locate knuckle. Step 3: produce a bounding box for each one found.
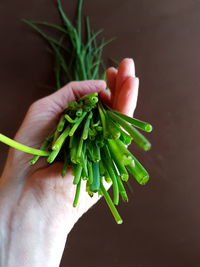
[67,81,77,88]
[28,98,46,113]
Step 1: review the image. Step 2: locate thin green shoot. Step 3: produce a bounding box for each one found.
[107,111,151,151]
[73,164,83,184]
[0,133,49,156]
[100,180,123,224]
[73,179,82,207]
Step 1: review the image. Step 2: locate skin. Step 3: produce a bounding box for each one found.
[0,58,139,267]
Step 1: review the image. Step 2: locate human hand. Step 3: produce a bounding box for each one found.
[0,58,139,267]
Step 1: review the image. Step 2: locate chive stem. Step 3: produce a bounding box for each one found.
[107,111,151,151]
[111,110,153,132]
[47,148,60,163]
[101,146,119,205]
[90,161,100,192]
[73,164,83,184]
[98,103,108,138]
[87,160,93,185]
[107,139,129,181]
[65,114,78,123]
[73,179,82,207]
[52,126,70,150]
[30,131,54,164]
[57,115,66,132]
[100,180,123,224]
[116,175,128,202]
[0,133,50,156]
[69,111,87,136]
[82,112,92,140]
[115,139,149,185]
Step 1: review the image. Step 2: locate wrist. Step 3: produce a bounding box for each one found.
[0,175,70,267]
[1,209,69,267]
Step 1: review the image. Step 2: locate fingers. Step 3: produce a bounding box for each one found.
[106,67,118,105]
[115,77,139,117]
[114,58,135,108]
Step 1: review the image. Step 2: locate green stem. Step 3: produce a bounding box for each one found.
[79,92,98,101]
[47,148,60,163]
[70,135,79,163]
[77,135,84,162]
[30,131,54,164]
[107,111,151,151]
[87,160,93,185]
[107,139,129,181]
[57,115,66,132]
[73,179,82,207]
[65,114,78,123]
[76,108,83,117]
[127,159,149,185]
[29,20,68,34]
[76,0,83,40]
[69,111,87,136]
[106,116,121,139]
[115,139,149,185]
[93,142,101,161]
[116,175,128,202]
[119,127,132,145]
[101,146,119,205]
[0,133,49,156]
[81,151,88,177]
[52,126,70,150]
[98,103,108,138]
[100,180,123,224]
[111,110,153,132]
[73,164,83,184]
[82,112,92,140]
[90,162,100,192]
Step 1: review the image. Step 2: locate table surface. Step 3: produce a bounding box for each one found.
[0,1,200,266]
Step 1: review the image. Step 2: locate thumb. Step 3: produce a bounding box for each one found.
[45,80,109,113]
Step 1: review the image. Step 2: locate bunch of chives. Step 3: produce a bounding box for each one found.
[0,0,153,223]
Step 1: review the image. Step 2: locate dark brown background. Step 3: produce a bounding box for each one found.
[0,1,200,266]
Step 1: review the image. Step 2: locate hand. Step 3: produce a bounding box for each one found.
[0,58,139,267]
